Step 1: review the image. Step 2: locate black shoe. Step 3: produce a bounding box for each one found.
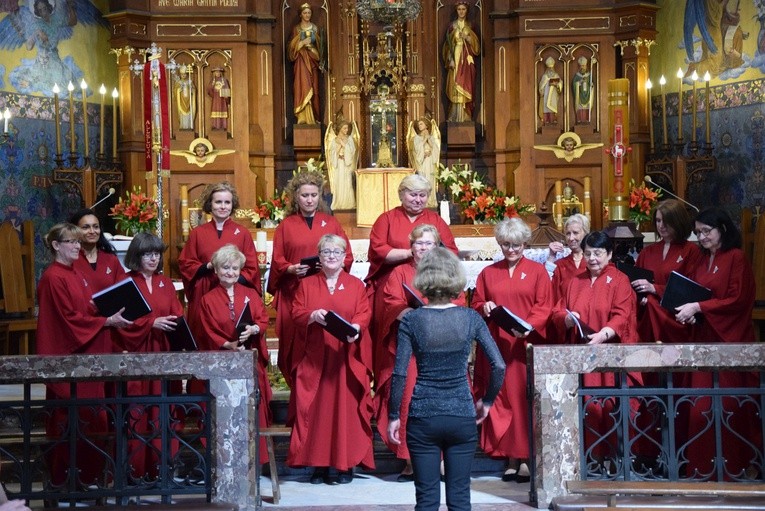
[396,472,414,482]
[337,470,353,484]
[502,468,517,482]
[310,467,328,485]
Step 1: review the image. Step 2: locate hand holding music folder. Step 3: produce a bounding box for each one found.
[165,316,198,352]
[402,283,425,309]
[299,256,321,278]
[660,271,712,314]
[616,262,655,284]
[92,278,151,321]
[489,306,534,335]
[566,309,596,342]
[235,303,255,349]
[322,311,359,343]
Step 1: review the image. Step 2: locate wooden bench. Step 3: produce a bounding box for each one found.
[555,480,765,510]
[260,426,291,505]
[0,220,36,355]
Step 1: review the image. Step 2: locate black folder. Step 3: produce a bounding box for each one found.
[616,262,655,283]
[403,282,425,309]
[165,316,198,352]
[489,306,534,335]
[300,255,321,278]
[660,271,712,313]
[323,311,358,342]
[92,278,151,321]
[235,303,254,348]
[566,309,597,342]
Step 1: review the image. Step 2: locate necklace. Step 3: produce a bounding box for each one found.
[227,290,235,320]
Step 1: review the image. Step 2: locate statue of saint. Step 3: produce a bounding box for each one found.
[572,56,593,124]
[442,1,480,122]
[406,118,441,208]
[176,65,196,131]
[324,120,359,210]
[207,67,231,131]
[288,3,324,125]
[538,56,561,126]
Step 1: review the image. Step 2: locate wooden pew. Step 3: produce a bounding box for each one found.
[0,220,36,355]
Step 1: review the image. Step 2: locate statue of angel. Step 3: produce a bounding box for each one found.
[324,120,359,210]
[406,117,441,208]
[170,137,234,168]
[533,131,603,162]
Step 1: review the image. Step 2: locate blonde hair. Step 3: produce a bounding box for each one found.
[211,244,246,271]
[494,217,532,245]
[287,170,329,214]
[45,223,82,255]
[318,233,347,252]
[398,174,432,196]
[409,224,441,245]
[414,247,465,301]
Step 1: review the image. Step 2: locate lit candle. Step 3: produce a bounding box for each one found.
[256,231,267,252]
[676,68,683,142]
[646,79,654,152]
[68,81,75,154]
[704,71,711,145]
[53,84,61,154]
[111,88,118,159]
[2,108,9,134]
[659,75,667,146]
[99,84,106,156]
[80,79,88,158]
[690,70,698,143]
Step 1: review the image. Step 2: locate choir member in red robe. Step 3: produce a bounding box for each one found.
[633,200,701,343]
[367,174,458,373]
[115,232,185,479]
[266,170,352,391]
[546,214,590,302]
[69,208,126,292]
[178,182,262,337]
[376,224,467,482]
[673,208,758,480]
[550,231,640,469]
[36,223,132,487]
[471,217,553,482]
[197,244,271,465]
[288,234,374,485]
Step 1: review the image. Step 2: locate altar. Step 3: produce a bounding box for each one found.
[354,167,414,227]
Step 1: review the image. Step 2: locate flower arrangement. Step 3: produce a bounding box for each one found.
[437,163,535,223]
[628,178,661,224]
[109,186,159,235]
[257,189,290,224]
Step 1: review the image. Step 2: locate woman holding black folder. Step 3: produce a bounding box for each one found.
[288,234,374,485]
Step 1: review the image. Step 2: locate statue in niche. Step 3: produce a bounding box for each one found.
[406,117,441,208]
[533,131,603,162]
[538,56,561,126]
[572,56,593,125]
[170,137,234,168]
[288,3,325,125]
[324,120,359,210]
[207,67,231,131]
[175,65,196,131]
[442,1,480,122]
[370,84,398,167]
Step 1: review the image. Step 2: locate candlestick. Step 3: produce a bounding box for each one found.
[704,71,711,145]
[583,176,592,220]
[676,68,683,142]
[646,79,654,152]
[53,84,61,155]
[68,81,75,154]
[554,180,563,200]
[659,75,668,146]
[99,84,106,156]
[111,88,118,159]
[180,185,190,240]
[690,71,698,143]
[256,231,267,252]
[80,79,88,158]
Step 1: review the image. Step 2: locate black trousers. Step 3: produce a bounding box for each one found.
[406,415,478,511]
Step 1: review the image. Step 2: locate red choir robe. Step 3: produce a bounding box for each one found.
[636,240,701,343]
[288,271,375,471]
[266,212,353,388]
[115,271,184,478]
[374,263,466,460]
[550,263,640,458]
[548,253,588,343]
[684,248,758,478]
[198,284,272,464]
[471,257,553,459]
[178,218,262,336]
[366,207,458,371]
[36,261,112,486]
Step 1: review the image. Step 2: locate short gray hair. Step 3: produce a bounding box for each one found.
[494,217,532,245]
[413,247,465,301]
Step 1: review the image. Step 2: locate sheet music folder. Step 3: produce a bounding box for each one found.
[566,309,596,342]
[165,316,198,352]
[489,306,534,335]
[235,304,254,348]
[300,256,321,278]
[91,278,151,321]
[402,283,425,309]
[323,311,358,342]
[660,271,712,313]
[616,262,655,283]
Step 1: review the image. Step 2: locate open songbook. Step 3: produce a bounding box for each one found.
[489,306,534,335]
[300,255,321,278]
[402,282,425,309]
[92,278,151,321]
[323,311,359,343]
[165,316,198,352]
[566,309,596,342]
[660,271,712,314]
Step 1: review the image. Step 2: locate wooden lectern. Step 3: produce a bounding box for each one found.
[355,167,414,227]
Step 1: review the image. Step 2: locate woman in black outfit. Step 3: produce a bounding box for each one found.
[387,247,506,511]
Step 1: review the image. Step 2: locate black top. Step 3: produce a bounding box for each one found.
[389,306,506,421]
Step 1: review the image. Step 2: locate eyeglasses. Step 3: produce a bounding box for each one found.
[141,251,161,259]
[694,227,716,238]
[499,242,524,251]
[413,241,436,248]
[58,239,81,245]
[319,249,345,257]
[583,249,608,258]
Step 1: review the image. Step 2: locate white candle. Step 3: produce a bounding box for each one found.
[676,68,684,142]
[659,75,667,146]
[111,88,118,159]
[68,81,75,154]
[99,84,106,156]
[256,231,267,252]
[2,108,9,134]
[80,79,88,157]
[704,71,711,145]
[53,84,61,154]
[646,79,654,151]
